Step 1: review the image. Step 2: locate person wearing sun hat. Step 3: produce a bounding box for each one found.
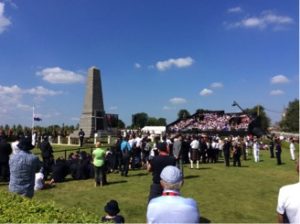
[9,135,41,198]
[101,199,125,223]
[146,165,200,223]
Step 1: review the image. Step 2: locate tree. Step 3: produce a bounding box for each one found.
[195,108,210,114]
[280,99,299,133]
[132,112,148,128]
[177,109,190,120]
[118,119,125,129]
[16,124,23,134]
[146,117,159,126]
[157,118,167,126]
[245,105,271,134]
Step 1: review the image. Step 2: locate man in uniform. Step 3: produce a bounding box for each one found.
[78,129,85,147]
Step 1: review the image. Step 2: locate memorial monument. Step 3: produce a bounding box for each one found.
[79,66,106,137]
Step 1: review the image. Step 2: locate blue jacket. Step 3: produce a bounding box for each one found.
[9,150,41,198]
[120,141,131,152]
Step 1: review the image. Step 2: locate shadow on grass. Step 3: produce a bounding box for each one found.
[240,165,249,168]
[198,167,212,170]
[184,175,200,179]
[200,216,211,223]
[107,180,128,185]
[129,173,148,177]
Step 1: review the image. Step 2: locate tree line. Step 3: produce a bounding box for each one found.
[1,99,298,135]
[0,124,77,138]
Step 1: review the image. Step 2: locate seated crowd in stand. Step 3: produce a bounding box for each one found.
[167,111,251,132]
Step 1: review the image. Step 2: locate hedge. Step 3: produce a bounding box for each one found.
[0,191,99,223]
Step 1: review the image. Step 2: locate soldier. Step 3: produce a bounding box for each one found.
[275,138,282,165]
[78,129,85,147]
[269,137,275,158]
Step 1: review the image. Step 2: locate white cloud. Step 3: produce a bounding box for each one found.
[156,57,194,71]
[0,2,11,34]
[0,85,23,105]
[169,97,187,105]
[0,84,63,114]
[0,84,22,95]
[37,67,85,84]
[199,88,213,96]
[0,85,62,97]
[228,7,242,13]
[226,11,293,30]
[210,82,223,88]
[26,86,63,96]
[270,89,284,95]
[134,63,141,69]
[271,75,290,84]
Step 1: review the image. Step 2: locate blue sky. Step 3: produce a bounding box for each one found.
[0,0,298,127]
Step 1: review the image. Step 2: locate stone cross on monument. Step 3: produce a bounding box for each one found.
[79,67,106,137]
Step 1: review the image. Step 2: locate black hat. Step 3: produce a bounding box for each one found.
[17,137,35,151]
[104,200,120,216]
[157,142,167,152]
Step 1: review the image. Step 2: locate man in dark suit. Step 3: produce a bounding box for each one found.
[223,138,231,167]
[269,138,275,158]
[0,135,12,181]
[147,142,176,202]
[39,135,54,179]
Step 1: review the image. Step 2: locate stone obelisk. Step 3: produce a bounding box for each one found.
[79,67,106,137]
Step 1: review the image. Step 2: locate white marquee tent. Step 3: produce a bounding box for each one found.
[141,126,166,135]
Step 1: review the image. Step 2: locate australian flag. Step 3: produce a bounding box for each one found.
[33,116,42,121]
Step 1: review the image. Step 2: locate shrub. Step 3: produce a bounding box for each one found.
[0,191,99,223]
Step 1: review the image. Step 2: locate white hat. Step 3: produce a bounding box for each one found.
[160,166,183,184]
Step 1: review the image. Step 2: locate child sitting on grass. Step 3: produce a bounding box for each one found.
[101,200,125,223]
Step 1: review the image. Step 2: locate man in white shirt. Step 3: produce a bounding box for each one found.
[147,165,200,223]
[289,138,296,161]
[252,138,260,163]
[276,160,300,223]
[34,168,45,191]
[190,135,200,169]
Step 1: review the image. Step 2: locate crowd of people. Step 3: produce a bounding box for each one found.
[0,128,298,223]
[167,111,251,133]
[0,130,295,187]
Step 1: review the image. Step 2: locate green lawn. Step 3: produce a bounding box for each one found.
[1,143,299,223]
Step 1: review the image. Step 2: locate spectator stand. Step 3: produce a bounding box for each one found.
[166,110,252,136]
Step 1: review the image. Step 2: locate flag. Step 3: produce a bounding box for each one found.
[33,116,42,121]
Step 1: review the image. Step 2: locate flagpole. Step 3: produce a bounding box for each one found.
[32,106,35,135]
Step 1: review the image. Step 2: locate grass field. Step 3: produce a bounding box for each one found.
[1,142,299,223]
